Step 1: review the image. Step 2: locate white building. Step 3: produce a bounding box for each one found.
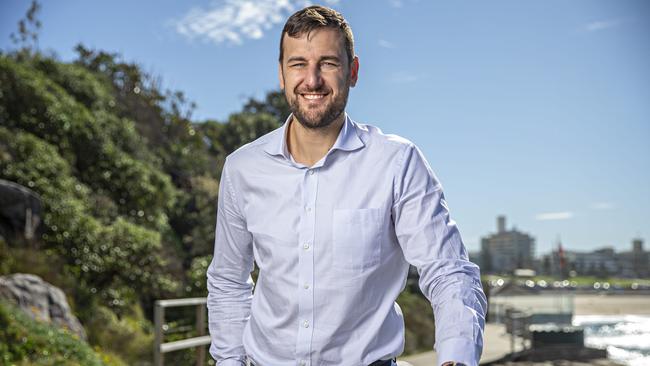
[480,216,535,274]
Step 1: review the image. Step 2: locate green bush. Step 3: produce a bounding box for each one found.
[30,56,114,111]
[0,57,177,230]
[0,127,178,314]
[85,305,153,365]
[0,301,114,366]
[397,289,436,355]
[188,255,211,295]
[0,56,101,166]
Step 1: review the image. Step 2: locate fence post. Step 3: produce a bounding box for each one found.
[154,302,165,366]
[196,304,206,366]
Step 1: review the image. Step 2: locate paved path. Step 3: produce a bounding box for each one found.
[397,323,522,366]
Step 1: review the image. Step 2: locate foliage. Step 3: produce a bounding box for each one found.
[0,37,283,362]
[200,112,280,157]
[0,246,76,300]
[242,90,291,123]
[188,255,212,295]
[85,305,152,365]
[0,57,176,229]
[8,1,41,57]
[0,127,178,315]
[397,289,436,355]
[0,301,117,366]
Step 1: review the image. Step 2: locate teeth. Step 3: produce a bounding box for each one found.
[303,94,324,100]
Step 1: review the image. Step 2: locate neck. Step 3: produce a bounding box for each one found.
[287,114,345,167]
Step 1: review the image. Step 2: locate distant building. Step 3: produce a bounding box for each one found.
[617,238,648,278]
[542,238,648,278]
[566,248,619,277]
[480,216,535,274]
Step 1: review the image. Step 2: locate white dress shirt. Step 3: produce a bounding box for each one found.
[207,114,486,366]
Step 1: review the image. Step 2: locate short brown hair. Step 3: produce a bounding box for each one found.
[279,5,355,65]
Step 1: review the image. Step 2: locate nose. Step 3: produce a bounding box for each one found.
[304,64,323,90]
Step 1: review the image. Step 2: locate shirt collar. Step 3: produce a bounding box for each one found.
[263,113,365,159]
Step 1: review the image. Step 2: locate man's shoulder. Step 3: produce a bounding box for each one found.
[224,125,282,166]
[353,119,416,154]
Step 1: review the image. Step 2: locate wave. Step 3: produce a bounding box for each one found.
[573,314,650,366]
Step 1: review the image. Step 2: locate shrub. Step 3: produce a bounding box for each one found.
[0,301,114,366]
[397,289,436,355]
[85,305,153,365]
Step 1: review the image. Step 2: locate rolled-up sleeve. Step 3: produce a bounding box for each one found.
[391,144,487,366]
[207,158,254,365]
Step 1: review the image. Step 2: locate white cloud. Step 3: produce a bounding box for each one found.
[389,0,403,8]
[583,19,622,32]
[590,202,615,210]
[535,211,574,221]
[378,39,395,49]
[174,0,341,46]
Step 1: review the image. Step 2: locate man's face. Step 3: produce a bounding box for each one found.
[279,28,359,129]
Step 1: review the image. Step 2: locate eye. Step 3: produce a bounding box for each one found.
[322,62,339,69]
[290,62,306,68]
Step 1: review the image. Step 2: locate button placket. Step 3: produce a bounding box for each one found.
[295,168,318,364]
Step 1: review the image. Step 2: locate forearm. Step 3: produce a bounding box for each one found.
[422,261,486,366]
[207,264,253,364]
[208,159,255,363]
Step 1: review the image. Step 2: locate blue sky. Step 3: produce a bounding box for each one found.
[2,0,648,255]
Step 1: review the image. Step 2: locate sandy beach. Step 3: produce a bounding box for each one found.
[397,293,650,366]
[489,293,650,322]
[573,294,650,315]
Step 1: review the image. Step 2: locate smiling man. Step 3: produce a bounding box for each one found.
[207,5,486,366]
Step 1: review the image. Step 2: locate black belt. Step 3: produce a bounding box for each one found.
[249,358,394,366]
[369,359,395,366]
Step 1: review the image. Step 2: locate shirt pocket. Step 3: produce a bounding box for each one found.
[332,208,383,271]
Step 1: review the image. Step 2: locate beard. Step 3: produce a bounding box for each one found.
[286,84,350,130]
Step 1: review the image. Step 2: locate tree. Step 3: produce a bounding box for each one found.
[242,90,290,123]
[9,1,42,56]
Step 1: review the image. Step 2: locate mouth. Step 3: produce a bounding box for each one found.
[299,93,328,101]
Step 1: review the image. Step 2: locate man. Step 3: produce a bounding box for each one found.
[207,5,486,366]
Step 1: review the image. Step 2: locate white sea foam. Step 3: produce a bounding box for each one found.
[573,315,650,366]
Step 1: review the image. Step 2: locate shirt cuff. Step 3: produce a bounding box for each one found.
[436,337,479,366]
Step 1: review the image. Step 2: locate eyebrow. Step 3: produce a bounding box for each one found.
[286,55,342,64]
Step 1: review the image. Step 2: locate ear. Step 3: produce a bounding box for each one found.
[349,56,359,87]
[278,62,285,90]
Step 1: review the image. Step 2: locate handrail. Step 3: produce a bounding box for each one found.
[154,297,210,366]
[504,308,531,353]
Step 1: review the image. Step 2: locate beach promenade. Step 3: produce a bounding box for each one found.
[397,294,650,366]
[397,323,519,366]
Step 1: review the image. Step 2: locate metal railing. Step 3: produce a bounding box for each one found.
[504,307,531,353]
[154,297,210,366]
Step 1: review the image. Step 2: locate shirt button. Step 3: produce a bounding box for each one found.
[309,170,315,175]
[303,320,309,328]
[303,283,310,289]
[299,361,306,366]
[306,206,311,212]
[303,243,310,250]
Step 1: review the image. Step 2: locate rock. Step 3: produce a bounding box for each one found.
[0,273,86,340]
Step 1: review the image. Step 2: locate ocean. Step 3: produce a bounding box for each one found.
[573,315,650,366]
